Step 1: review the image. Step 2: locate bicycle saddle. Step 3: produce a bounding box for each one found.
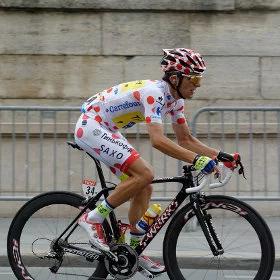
[67,141,83,151]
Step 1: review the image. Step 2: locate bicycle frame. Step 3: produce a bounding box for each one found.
[135,175,194,255]
[63,143,223,260]
[8,144,275,280]
[83,150,199,256]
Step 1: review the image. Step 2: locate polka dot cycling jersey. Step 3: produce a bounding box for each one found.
[81,80,186,130]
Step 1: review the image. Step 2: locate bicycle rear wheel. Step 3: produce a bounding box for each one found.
[163,195,275,280]
[7,191,109,280]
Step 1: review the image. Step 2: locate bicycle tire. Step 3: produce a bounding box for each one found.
[7,191,110,280]
[163,195,275,280]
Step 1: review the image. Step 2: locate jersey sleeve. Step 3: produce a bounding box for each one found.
[81,92,104,113]
[141,89,165,125]
[169,99,187,125]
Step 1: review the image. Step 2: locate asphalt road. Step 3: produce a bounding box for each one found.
[2,267,280,280]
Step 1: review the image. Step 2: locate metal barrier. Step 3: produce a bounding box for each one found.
[0,106,180,201]
[0,106,78,201]
[191,107,280,201]
[1,106,280,201]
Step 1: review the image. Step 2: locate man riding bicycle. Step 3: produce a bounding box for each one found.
[74,48,235,275]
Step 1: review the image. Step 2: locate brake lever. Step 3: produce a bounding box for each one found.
[218,153,246,179]
[236,158,246,179]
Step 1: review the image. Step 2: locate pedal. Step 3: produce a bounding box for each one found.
[138,267,155,278]
[139,266,166,278]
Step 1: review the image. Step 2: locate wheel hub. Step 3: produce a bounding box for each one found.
[104,244,138,279]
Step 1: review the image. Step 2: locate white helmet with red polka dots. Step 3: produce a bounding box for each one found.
[160,48,206,75]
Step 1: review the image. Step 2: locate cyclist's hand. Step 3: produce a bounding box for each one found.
[193,155,217,174]
[217,151,240,170]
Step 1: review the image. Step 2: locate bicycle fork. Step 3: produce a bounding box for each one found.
[191,196,224,256]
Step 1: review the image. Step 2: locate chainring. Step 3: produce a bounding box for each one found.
[104,244,138,279]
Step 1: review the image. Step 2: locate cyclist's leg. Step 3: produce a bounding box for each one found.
[75,115,131,249]
[107,157,154,207]
[74,113,154,208]
[75,115,153,223]
[114,166,165,275]
[75,114,165,273]
[115,164,165,275]
[128,183,153,230]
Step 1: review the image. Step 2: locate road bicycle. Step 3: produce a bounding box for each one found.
[7,141,275,280]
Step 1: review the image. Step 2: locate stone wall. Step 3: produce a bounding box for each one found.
[0,0,279,117]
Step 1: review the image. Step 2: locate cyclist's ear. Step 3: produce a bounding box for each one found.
[169,75,179,86]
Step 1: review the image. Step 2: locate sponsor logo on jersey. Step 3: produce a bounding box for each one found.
[120,80,147,92]
[106,101,141,113]
[156,107,161,116]
[112,112,145,129]
[156,96,165,108]
[101,133,132,153]
[151,115,162,120]
[100,145,124,159]
[93,129,102,136]
[123,122,135,129]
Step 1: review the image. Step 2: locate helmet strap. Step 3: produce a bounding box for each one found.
[176,73,184,99]
[163,72,185,99]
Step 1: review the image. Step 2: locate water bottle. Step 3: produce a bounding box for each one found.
[136,204,162,233]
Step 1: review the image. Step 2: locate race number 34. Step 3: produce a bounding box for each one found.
[82,179,97,197]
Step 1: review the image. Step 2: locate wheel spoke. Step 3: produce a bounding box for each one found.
[7,193,109,280]
[165,196,274,280]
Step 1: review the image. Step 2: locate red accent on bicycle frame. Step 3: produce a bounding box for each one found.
[137,200,179,254]
[119,222,131,235]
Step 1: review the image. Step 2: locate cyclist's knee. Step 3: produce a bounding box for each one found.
[145,184,153,197]
[132,169,154,188]
[126,159,154,186]
[140,168,154,186]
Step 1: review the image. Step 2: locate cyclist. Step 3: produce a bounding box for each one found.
[74,48,234,275]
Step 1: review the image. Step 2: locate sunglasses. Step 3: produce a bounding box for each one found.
[183,75,202,87]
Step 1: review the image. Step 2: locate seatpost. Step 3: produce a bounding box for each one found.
[86,152,109,197]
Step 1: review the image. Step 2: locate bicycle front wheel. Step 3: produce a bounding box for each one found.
[163,195,275,280]
[7,191,109,280]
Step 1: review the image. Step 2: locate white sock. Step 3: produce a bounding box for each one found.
[87,199,114,223]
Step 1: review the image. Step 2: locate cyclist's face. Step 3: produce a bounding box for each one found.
[180,76,202,99]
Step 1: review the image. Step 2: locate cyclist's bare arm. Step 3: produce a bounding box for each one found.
[146,123,197,163]
[172,122,219,158]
